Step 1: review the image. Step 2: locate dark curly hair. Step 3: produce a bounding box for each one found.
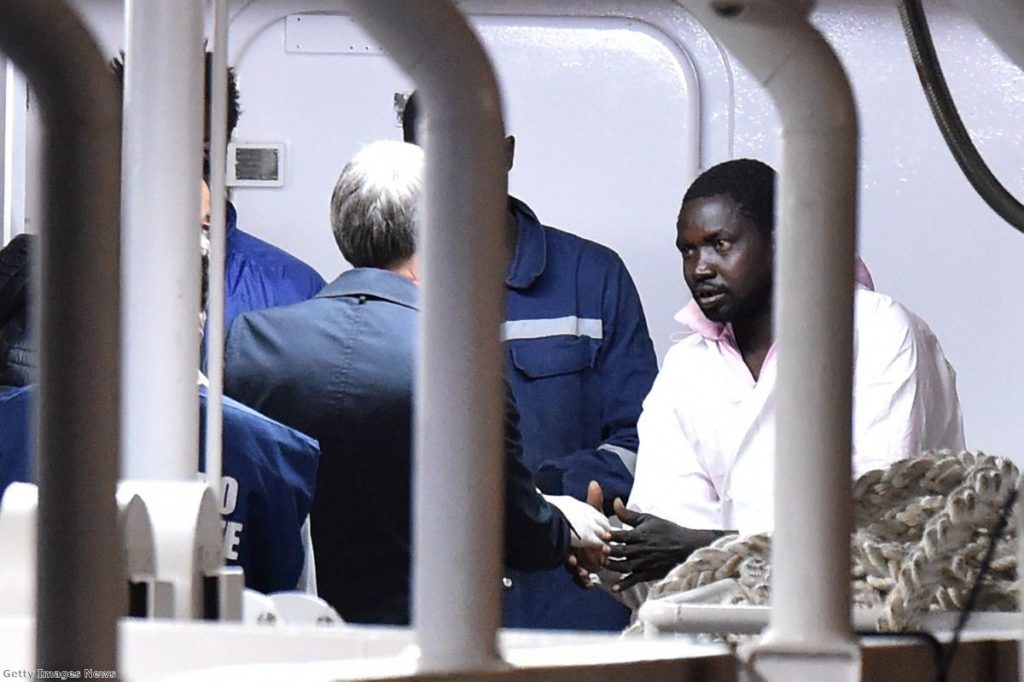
[682,159,777,235]
[109,50,241,142]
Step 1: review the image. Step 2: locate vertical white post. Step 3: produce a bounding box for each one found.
[765,20,858,661]
[121,0,205,480]
[204,0,229,497]
[0,60,5,244]
[0,0,123,670]
[673,1,859,677]
[770,131,857,647]
[346,1,508,672]
[3,62,27,241]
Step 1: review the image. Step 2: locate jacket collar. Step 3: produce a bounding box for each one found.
[224,200,239,247]
[317,267,419,310]
[505,197,547,290]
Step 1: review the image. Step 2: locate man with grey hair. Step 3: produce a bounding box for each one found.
[328,142,420,280]
[225,140,603,624]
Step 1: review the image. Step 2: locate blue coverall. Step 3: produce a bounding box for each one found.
[502,198,660,631]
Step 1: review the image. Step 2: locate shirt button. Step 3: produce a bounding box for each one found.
[502,577,513,589]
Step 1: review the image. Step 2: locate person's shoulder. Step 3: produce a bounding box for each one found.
[220,392,320,455]
[854,287,944,353]
[855,286,916,329]
[231,228,324,285]
[513,198,631,277]
[232,294,322,331]
[226,296,327,362]
[542,224,623,265]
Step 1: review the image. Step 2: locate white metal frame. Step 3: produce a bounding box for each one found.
[120,0,205,481]
[224,0,734,168]
[0,0,124,669]
[7,0,1022,678]
[3,62,27,242]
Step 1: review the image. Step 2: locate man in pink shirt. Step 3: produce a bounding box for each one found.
[589,159,964,595]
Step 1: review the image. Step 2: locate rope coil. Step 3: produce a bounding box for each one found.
[641,450,1022,632]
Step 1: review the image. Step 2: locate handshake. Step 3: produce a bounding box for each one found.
[545,481,715,593]
[542,480,612,549]
[542,481,618,591]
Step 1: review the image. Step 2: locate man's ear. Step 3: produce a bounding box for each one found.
[505,135,516,172]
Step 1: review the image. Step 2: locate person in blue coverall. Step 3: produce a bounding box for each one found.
[110,52,326,333]
[225,140,610,625]
[197,387,318,593]
[0,232,319,595]
[403,93,660,630]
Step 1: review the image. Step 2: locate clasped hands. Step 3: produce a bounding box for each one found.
[556,481,718,593]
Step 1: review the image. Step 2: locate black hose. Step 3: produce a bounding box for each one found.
[898,0,1024,234]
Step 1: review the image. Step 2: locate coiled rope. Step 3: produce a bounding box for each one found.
[642,450,1021,632]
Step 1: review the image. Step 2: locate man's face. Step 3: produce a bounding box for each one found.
[677,194,773,324]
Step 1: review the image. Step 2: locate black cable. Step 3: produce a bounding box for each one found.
[897,0,1024,234]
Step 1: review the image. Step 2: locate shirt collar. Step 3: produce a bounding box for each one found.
[675,300,778,381]
[505,197,547,290]
[317,267,419,310]
[675,300,731,342]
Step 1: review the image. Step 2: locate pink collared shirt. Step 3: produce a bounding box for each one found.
[628,287,965,534]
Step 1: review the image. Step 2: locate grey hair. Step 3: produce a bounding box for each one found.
[330,140,424,269]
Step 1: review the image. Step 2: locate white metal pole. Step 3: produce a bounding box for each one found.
[0,0,123,670]
[673,0,859,671]
[345,1,508,672]
[122,0,205,480]
[204,0,229,499]
[3,62,27,241]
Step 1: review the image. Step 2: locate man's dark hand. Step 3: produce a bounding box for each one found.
[605,498,721,592]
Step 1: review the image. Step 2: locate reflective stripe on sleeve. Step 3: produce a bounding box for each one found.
[598,443,638,476]
[501,316,603,341]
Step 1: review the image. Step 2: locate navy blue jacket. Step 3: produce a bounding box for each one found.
[224,267,571,625]
[223,201,326,334]
[199,387,319,594]
[0,384,319,595]
[502,198,659,631]
[0,386,32,494]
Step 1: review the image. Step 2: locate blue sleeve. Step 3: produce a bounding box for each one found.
[503,384,571,572]
[241,434,318,593]
[299,268,327,300]
[0,386,33,496]
[536,258,658,512]
[200,392,319,594]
